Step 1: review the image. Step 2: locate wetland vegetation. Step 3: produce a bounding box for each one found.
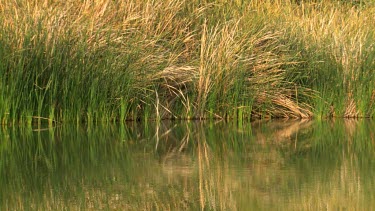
[1,0,375,124]
[2,1,374,209]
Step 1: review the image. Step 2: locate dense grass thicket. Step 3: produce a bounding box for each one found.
[1,0,375,124]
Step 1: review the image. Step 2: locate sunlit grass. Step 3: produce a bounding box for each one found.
[260,0,375,117]
[0,0,374,123]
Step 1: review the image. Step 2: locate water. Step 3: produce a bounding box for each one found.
[1,119,375,210]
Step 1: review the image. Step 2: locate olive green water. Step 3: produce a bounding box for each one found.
[1,119,375,210]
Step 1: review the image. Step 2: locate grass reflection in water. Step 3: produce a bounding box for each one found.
[1,120,375,210]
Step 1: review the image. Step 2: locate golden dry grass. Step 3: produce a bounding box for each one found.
[1,0,374,121]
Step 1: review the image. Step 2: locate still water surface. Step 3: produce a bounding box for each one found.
[1,119,375,210]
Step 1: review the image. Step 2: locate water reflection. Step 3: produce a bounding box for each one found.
[1,120,375,210]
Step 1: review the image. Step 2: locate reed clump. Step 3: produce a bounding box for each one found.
[0,0,374,124]
[257,0,375,117]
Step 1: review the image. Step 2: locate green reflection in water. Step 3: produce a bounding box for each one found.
[1,120,375,210]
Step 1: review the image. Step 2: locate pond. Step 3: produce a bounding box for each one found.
[1,119,375,210]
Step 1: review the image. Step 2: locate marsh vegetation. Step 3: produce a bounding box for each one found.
[1,0,375,123]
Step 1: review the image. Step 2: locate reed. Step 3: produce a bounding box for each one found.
[0,0,374,123]
[263,0,375,117]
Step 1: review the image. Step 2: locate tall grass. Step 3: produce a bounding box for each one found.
[260,0,375,117]
[0,0,374,123]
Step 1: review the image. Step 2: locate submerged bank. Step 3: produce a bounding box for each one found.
[1,0,375,124]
